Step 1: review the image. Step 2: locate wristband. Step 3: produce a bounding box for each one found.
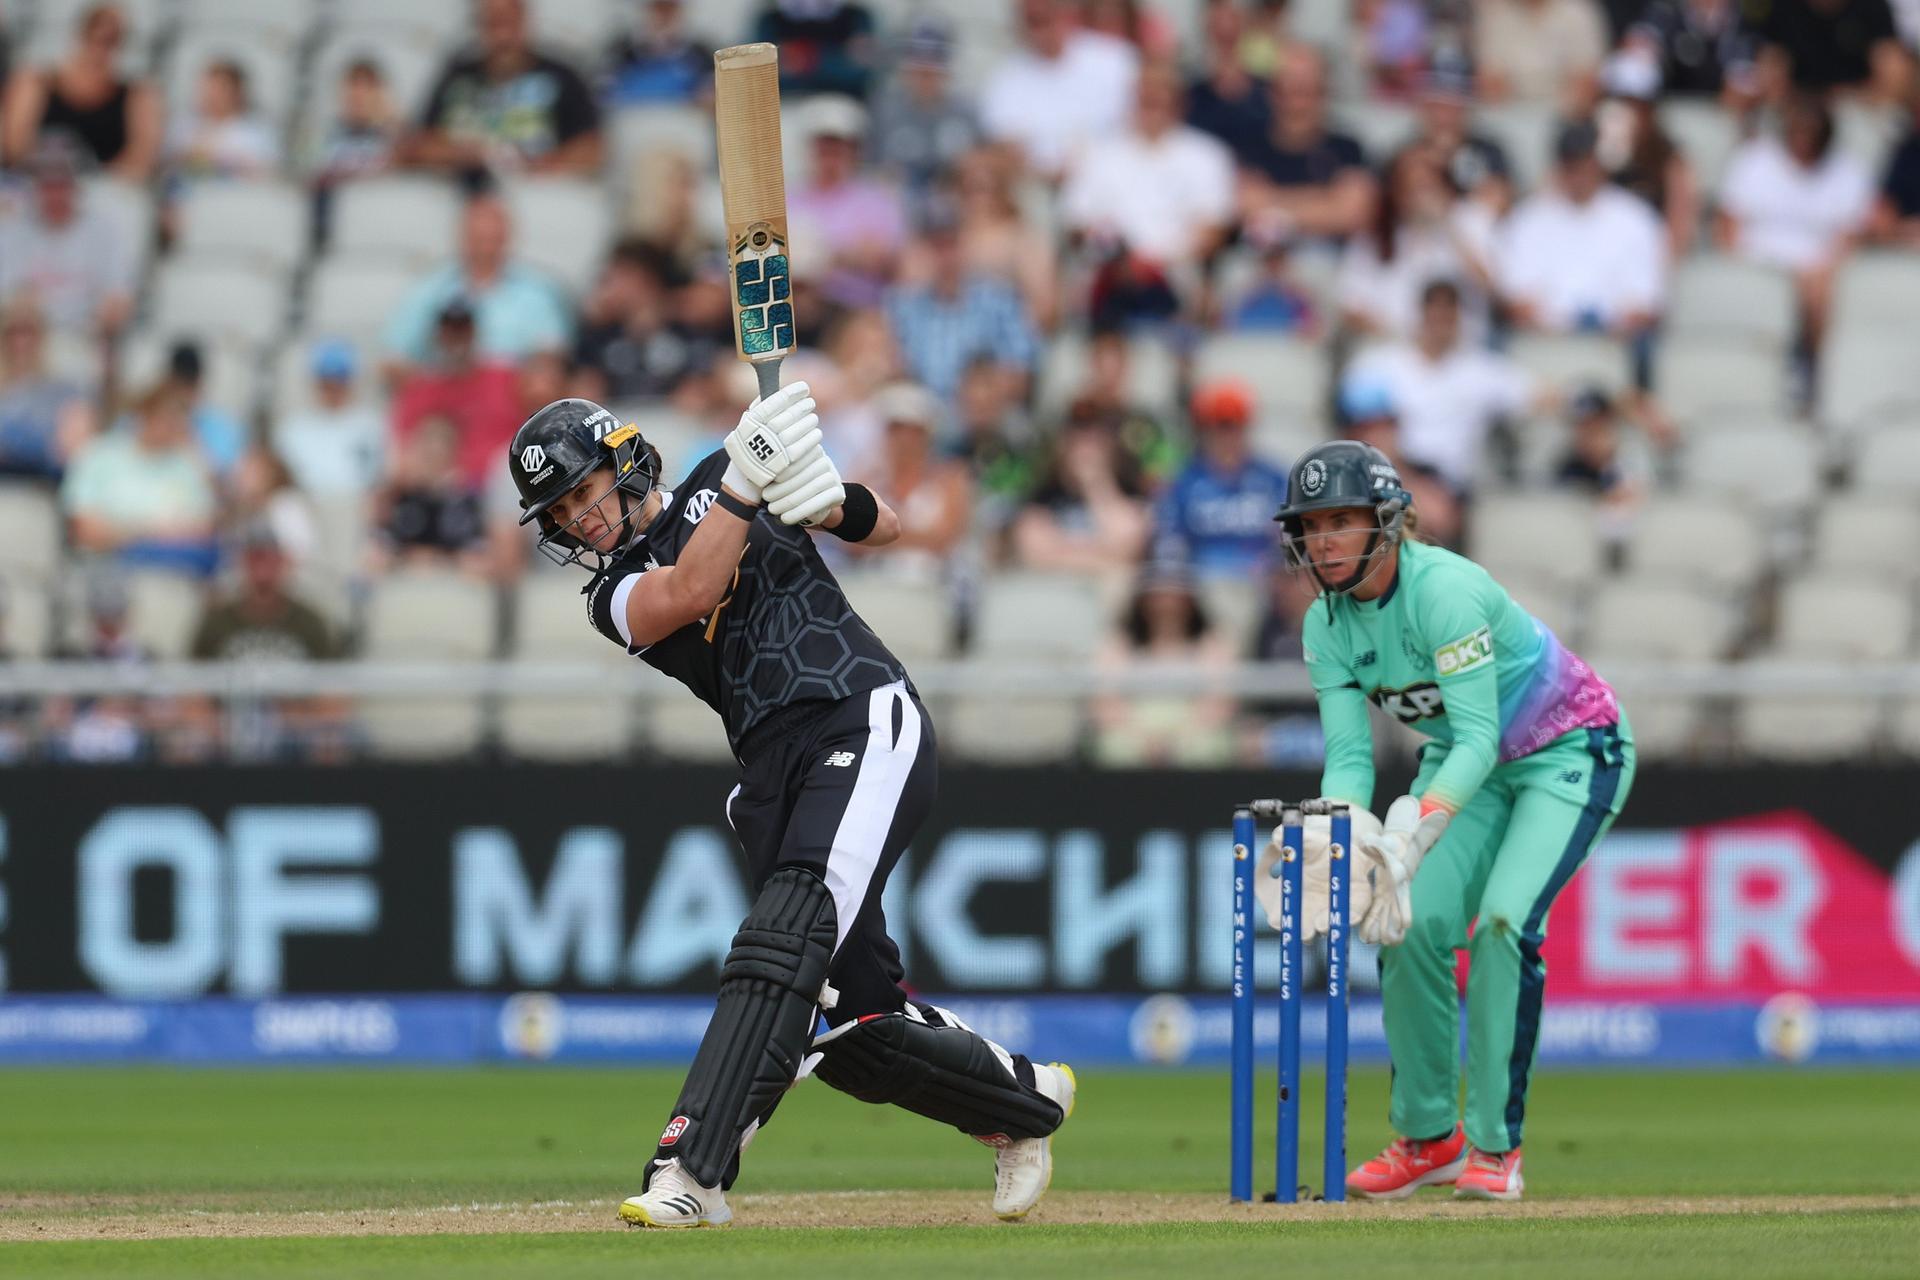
[720,460,762,503]
[714,487,758,521]
[826,483,878,542]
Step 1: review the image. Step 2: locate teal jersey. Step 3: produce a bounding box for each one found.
[1302,540,1621,813]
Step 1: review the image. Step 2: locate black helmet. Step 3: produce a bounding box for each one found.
[508,398,660,571]
[1273,440,1412,595]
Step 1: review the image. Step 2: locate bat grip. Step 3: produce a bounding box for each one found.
[752,358,783,403]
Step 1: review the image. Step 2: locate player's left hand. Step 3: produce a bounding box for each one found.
[1252,803,1380,941]
[722,381,821,500]
[764,450,846,527]
[1355,795,1449,947]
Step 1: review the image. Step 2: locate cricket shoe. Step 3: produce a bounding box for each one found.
[619,1158,732,1229]
[1346,1124,1468,1200]
[1452,1146,1523,1201]
[991,1062,1077,1221]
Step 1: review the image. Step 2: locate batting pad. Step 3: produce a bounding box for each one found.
[649,867,836,1189]
[811,1011,1065,1143]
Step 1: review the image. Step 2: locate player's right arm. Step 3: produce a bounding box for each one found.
[1303,604,1375,811]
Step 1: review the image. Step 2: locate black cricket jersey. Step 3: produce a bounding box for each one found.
[585,449,909,755]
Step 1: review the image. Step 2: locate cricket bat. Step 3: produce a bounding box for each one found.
[713,42,793,402]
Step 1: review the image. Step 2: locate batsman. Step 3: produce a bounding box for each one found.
[1260,440,1635,1202]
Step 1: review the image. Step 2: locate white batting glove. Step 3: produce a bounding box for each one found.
[764,451,846,527]
[1354,795,1450,947]
[722,381,820,502]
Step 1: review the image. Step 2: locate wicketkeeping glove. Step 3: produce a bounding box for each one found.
[763,450,846,527]
[722,381,821,502]
[1354,795,1450,947]
[1253,802,1382,941]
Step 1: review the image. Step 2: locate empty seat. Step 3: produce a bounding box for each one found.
[1587,577,1739,661]
[500,575,634,759]
[1038,330,1182,419]
[1658,100,1741,190]
[1832,252,1920,331]
[331,0,468,42]
[502,177,611,295]
[1737,576,1912,759]
[81,177,156,282]
[148,258,289,347]
[838,573,955,663]
[305,257,424,344]
[0,484,62,580]
[1334,100,1416,162]
[1476,101,1557,192]
[610,103,718,173]
[636,663,737,763]
[527,0,624,58]
[1654,335,1791,424]
[1192,334,1328,425]
[329,177,462,265]
[1808,501,1920,578]
[945,571,1101,763]
[357,570,498,757]
[1680,423,1822,512]
[1818,330,1920,434]
[177,0,320,45]
[1624,497,1766,593]
[1496,572,1581,650]
[1508,334,1631,396]
[1851,425,1920,498]
[1468,494,1604,589]
[1665,254,1796,347]
[0,574,54,658]
[176,181,310,272]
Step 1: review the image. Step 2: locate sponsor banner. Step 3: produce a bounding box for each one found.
[1,994,1918,1065]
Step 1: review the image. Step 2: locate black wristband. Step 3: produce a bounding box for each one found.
[827,483,879,542]
[714,488,758,521]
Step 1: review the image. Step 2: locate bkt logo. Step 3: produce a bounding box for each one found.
[519,444,547,474]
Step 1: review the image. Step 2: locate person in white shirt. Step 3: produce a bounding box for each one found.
[1347,279,1542,491]
[271,341,386,500]
[979,0,1138,179]
[1338,142,1498,341]
[1061,62,1234,269]
[1716,94,1872,355]
[1497,118,1667,387]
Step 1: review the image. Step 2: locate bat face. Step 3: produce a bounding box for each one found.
[714,43,794,370]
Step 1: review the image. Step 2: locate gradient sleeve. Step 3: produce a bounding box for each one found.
[1415,579,1504,813]
[1303,606,1374,811]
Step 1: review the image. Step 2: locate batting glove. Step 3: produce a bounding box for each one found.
[1354,795,1449,947]
[764,451,846,527]
[722,381,820,502]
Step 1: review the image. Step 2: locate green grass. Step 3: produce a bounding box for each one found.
[2,1066,1918,1277]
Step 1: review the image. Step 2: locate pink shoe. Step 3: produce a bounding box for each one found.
[1345,1125,1468,1200]
[1452,1146,1524,1201]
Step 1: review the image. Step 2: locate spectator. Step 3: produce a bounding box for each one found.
[1473,0,1607,111]
[1354,0,1431,98]
[979,0,1139,179]
[951,355,1039,538]
[872,20,979,211]
[1626,0,1761,106]
[0,294,95,482]
[272,341,386,500]
[383,193,571,370]
[1185,0,1271,166]
[1091,560,1234,768]
[62,379,219,578]
[1871,92,1920,245]
[1063,61,1237,273]
[0,139,135,340]
[1337,143,1497,341]
[1409,52,1513,215]
[752,0,880,100]
[1347,279,1542,493]
[1555,385,1649,515]
[230,448,318,569]
[1334,378,1464,548]
[45,572,150,764]
[573,238,705,403]
[788,95,908,311]
[1220,239,1319,334]
[0,2,160,180]
[603,0,713,107]
[946,146,1060,331]
[1149,379,1291,580]
[1070,329,1180,483]
[844,381,972,582]
[164,341,246,479]
[1756,0,1910,104]
[1239,44,1375,243]
[1596,50,1702,260]
[404,0,602,177]
[391,298,524,492]
[1718,95,1872,361]
[368,416,491,577]
[1011,404,1153,577]
[1084,0,1181,54]
[163,59,280,185]
[886,201,1038,402]
[311,58,400,223]
[1497,120,1667,347]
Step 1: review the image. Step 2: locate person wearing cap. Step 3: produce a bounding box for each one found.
[1333,375,1462,548]
[886,198,1038,402]
[1148,378,1289,583]
[1496,118,1667,355]
[1594,49,1699,261]
[0,138,135,339]
[872,19,979,208]
[844,381,972,583]
[603,0,713,107]
[1409,51,1512,215]
[752,0,880,100]
[392,296,525,494]
[979,0,1139,180]
[788,95,908,311]
[271,341,387,499]
[1553,385,1649,537]
[1473,0,1607,111]
[164,340,247,478]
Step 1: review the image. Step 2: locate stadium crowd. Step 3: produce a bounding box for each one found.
[1,0,1917,765]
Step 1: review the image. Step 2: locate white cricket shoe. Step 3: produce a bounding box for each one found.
[992,1061,1077,1221]
[619,1158,732,1229]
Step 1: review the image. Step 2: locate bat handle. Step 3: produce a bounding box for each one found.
[753,358,783,403]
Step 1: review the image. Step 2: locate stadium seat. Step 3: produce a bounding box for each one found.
[175,181,310,274]
[26,0,166,70]
[1334,100,1417,163]
[331,0,468,44]
[164,31,300,129]
[176,0,319,46]
[1468,494,1604,590]
[1657,100,1740,191]
[1832,252,1920,331]
[1580,572,1731,758]
[0,484,61,581]
[527,0,624,59]
[1196,576,1265,654]
[1476,101,1556,192]
[1679,422,1823,513]
[1508,334,1631,397]
[57,570,206,659]
[1665,255,1796,348]
[838,573,956,663]
[1624,497,1766,593]
[1192,333,1329,425]
[502,177,612,295]
[611,103,718,172]
[1495,571,1581,650]
[500,575,634,760]
[1818,329,1920,434]
[0,574,54,658]
[148,258,290,348]
[330,177,463,266]
[358,571,499,758]
[305,256,424,346]
[1889,699,1920,758]
[120,331,257,419]
[1850,424,1920,497]
[81,177,156,284]
[636,664,738,763]
[1653,335,1793,425]
[1834,100,1901,175]
[1736,576,1911,759]
[945,572,1104,763]
[1808,501,1920,579]
[302,35,444,158]
[1040,331,1183,420]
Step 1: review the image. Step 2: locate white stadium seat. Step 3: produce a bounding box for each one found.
[500,575,635,760]
[1657,100,1741,190]
[838,574,956,664]
[1192,334,1329,425]
[177,0,320,45]
[176,180,310,272]
[329,177,463,265]
[120,331,257,419]
[1832,252,1920,331]
[0,484,62,581]
[527,0,625,59]
[1738,576,1912,759]
[331,0,469,43]
[60,571,205,660]
[1476,101,1557,192]
[946,572,1105,763]
[1851,425,1920,498]
[1508,334,1632,397]
[148,258,289,347]
[1653,335,1792,425]
[0,575,54,658]
[358,571,498,758]
[82,177,157,283]
[1469,494,1604,589]
[1584,576,1741,758]
[1680,423,1823,513]
[305,256,423,345]
[502,177,611,295]
[1818,330,1920,434]
[1624,497,1766,594]
[1665,254,1796,348]
[1808,501,1920,579]
[1040,332,1182,419]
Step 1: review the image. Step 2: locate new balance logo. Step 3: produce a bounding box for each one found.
[824,751,856,768]
[1557,770,1584,786]
[749,434,775,462]
[1354,650,1377,668]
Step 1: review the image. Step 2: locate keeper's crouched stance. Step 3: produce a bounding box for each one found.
[507,386,1074,1229]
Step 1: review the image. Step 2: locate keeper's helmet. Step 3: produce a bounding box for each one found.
[1272,440,1413,595]
[509,398,660,571]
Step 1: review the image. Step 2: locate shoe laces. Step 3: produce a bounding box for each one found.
[1466,1148,1509,1174]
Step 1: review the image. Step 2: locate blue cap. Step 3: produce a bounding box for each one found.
[311,339,358,382]
[1339,376,1397,424]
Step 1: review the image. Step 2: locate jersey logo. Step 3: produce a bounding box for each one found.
[1434,627,1493,677]
[660,1115,689,1146]
[1301,458,1327,496]
[684,488,718,526]
[1371,681,1445,724]
[519,444,546,473]
[824,751,856,768]
[1354,649,1377,668]
[1557,770,1584,786]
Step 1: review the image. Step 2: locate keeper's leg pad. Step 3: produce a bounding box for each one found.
[649,867,836,1188]
[811,1011,1064,1142]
